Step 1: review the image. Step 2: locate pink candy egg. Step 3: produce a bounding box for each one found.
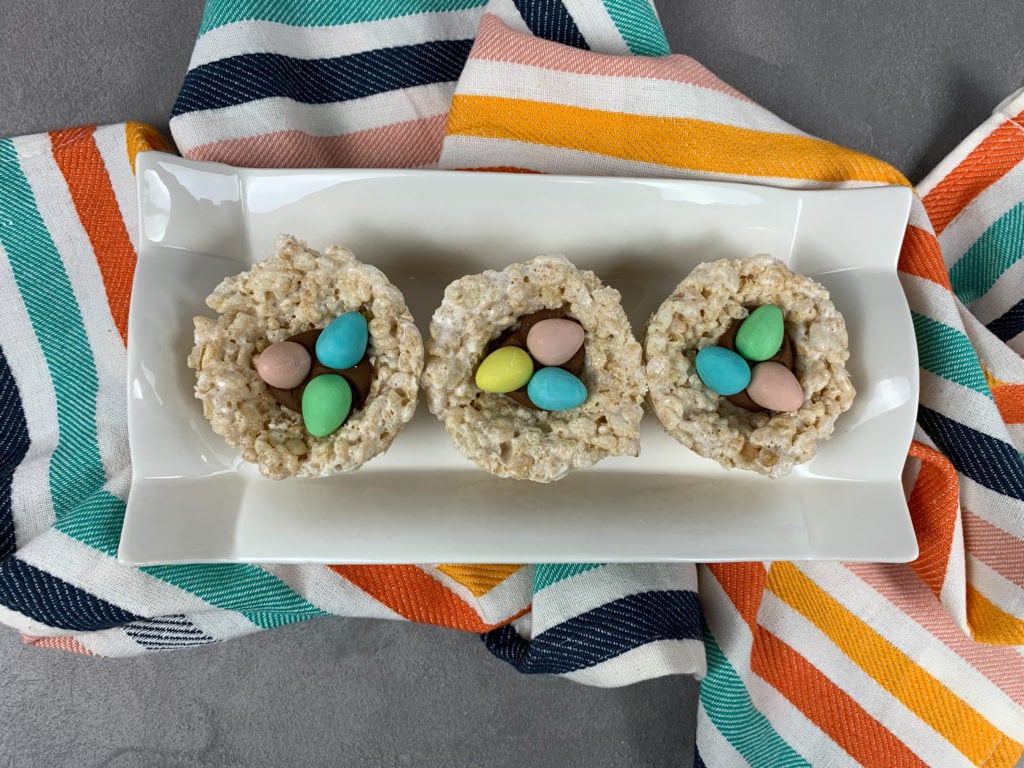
[255,341,311,389]
[747,362,804,412]
[526,318,585,366]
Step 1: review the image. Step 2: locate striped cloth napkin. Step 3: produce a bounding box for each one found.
[0,1,1022,765]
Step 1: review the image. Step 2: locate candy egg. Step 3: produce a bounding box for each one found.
[476,347,534,393]
[526,318,585,366]
[527,367,588,411]
[735,305,784,362]
[695,346,751,396]
[747,362,804,412]
[316,311,368,370]
[302,374,353,437]
[255,341,311,389]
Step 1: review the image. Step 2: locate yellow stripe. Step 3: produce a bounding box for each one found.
[436,564,524,597]
[967,584,1024,644]
[987,735,1024,768]
[124,122,170,174]
[768,562,1017,764]
[981,363,1001,390]
[448,95,909,185]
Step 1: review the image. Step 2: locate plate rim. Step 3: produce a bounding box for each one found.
[121,152,919,565]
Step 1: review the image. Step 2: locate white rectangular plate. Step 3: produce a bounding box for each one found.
[120,152,918,565]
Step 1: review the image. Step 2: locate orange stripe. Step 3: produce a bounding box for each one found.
[21,633,96,655]
[897,224,953,290]
[768,562,1014,764]
[752,629,929,768]
[329,564,522,632]
[981,367,1024,424]
[906,440,960,597]
[448,95,909,185]
[991,383,1024,424]
[125,121,170,173]
[922,115,1024,234]
[49,126,136,345]
[705,562,766,631]
[967,584,1024,645]
[710,564,928,766]
[435,563,523,597]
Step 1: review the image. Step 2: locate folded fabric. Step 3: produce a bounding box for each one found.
[442,19,1024,764]
[0,0,704,687]
[0,0,1022,765]
[170,0,669,167]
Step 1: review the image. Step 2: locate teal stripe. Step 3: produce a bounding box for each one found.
[913,311,991,397]
[143,564,328,629]
[199,0,488,35]
[602,0,670,56]
[534,563,604,592]
[700,621,811,767]
[55,489,326,629]
[0,138,324,631]
[911,312,992,398]
[0,138,107,521]
[54,490,127,556]
[949,201,1024,306]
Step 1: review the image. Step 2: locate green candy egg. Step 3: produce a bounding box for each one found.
[302,374,352,437]
[735,304,784,362]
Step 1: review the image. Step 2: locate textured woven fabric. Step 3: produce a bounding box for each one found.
[0,0,703,688]
[1,1,1023,764]
[169,0,668,167]
[442,22,1024,763]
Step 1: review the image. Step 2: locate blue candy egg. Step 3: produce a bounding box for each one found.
[695,346,751,396]
[527,367,588,411]
[316,311,368,369]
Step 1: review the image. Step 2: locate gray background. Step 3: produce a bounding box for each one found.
[1,2,1021,767]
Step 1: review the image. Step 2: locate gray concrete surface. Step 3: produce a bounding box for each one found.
[1,2,1022,767]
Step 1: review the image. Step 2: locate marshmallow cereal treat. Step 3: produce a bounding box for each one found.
[644,255,855,478]
[423,255,646,483]
[188,235,423,479]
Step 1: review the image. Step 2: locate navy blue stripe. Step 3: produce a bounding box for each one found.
[918,406,1024,501]
[132,641,212,650]
[128,635,216,651]
[172,39,474,116]
[126,631,213,645]
[0,344,30,559]
[512,0,589,49]
[0,558,141,631]
[127,618,201,632]
[124,625,206,638]
[482,590,702,674]
[124,615,215,650]
[986,296,1024,342]
[693,748,707,768]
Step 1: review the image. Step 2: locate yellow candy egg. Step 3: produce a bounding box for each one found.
[475,347,534,393]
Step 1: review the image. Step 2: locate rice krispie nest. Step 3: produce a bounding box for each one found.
[188,235,423,479]
[644,255,855,478]
[423,255,646,483]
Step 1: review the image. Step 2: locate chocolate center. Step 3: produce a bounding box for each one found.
[717,317,795,412]
[264,328,372,414]
[487,308,585,411]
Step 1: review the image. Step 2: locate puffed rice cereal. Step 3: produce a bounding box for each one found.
[188,235,423,479]
[644,255,855,478]
[423,255,646,483]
